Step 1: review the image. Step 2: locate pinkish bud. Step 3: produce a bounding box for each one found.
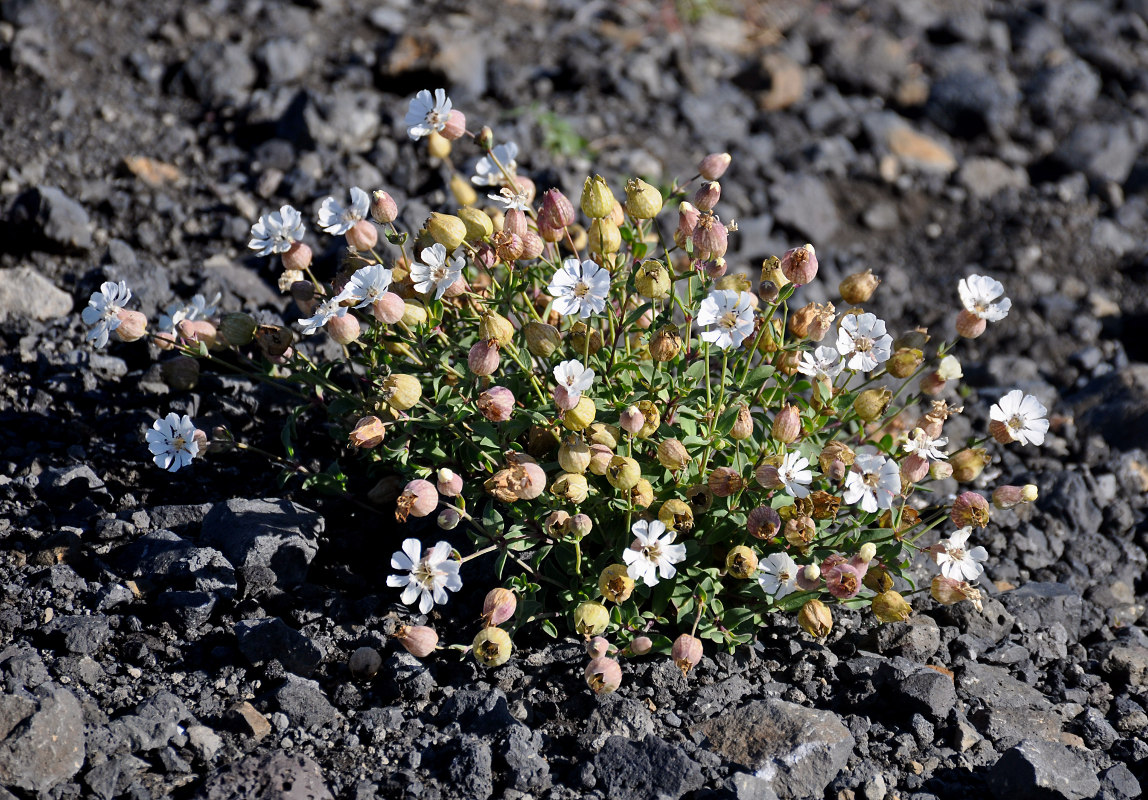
[539,189,576,230]
[346,219,378,251]
[703,258,728,279]
[993,484,1038,510]
[771,404,802,444]
[693,181,721,213]
[755,464,782,490]
[177,319,218,349]
[468,340,501,376]
[553,384,579,412]
[698,152,732,180]
[348,416,386,448]
[503,208,528,238]
[585,656,623,695]
[795,564,821,591]
[436,468,463,497]
[919,370,947,396]
[113,309,148,342]
[437,508,461,530]
[327,312,361,345]
[519,230,545,260]
[824,562,863,599]
[565,513,593,539]
[482,588,517,627]
[901,453,930,484]
[951,491,990,528]
[671,634,703,675]
[396,479,438,522]
[627,636,653,656]
[677,201,700,235]
[747,505,782,540]
[443,275,469,298]
[955,309,987,339]
[478,386,515,422]
[586,636,610,659]
[780,244,818,285]
[691,215,727,260]
[708,466,744,498]
[931,461,954,480]
[371,190,399,224]
[441,109,466,140]
[372,291,406,324]
[395,625,439,658]
[282,241,313,271]
[619,405,645,435]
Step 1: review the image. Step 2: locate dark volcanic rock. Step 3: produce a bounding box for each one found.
[448,735,493,800]
[988,739,1100,800]
[201,498,322,590]
[235,617,324,677]
[193,751,334,800]
[594,734,704,800]
[273,676,337,732]
[4,185,92,252]
[999,583,1084,642]
[0,684,86,794]
[1067,365,1148,452]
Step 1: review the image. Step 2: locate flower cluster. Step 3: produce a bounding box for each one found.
[83,88,1046,690]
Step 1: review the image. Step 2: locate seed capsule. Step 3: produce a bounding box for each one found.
[624,177,663,219]
[872,591,912,623]
[395,626,439,658]
[574,601,610,636]
[482,588,517,627]
[839,269,880,305]
[585,656,623,695]
[472,627,512,667]
[599,564,635,603]
[671,634,703,675]
[581,175,615,219]
[726,546,759,579]
[798,599,833,638]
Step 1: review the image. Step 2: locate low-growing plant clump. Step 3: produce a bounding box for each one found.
[82,89,1047,694]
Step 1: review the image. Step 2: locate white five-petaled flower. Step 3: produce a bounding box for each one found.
[472,143,518,186]
[958,274,1011,322]
[936,527,988,582]
[836,312,893,372]
[696,290,756,350]
[778,451,814,499]
[989,389,1049,446]
[547,258,611,319]
[903,427,948,461]
[158,292,221,335]
[298,294,349,336]
[757,552,799,599]
[622,520,686,587]
[552,360,595,402]
[386,538,463,614]
[317,187,370,236]
[248,205,305,256]
[843,452,901,513]
[343,263,394,309]
[404,89,453,141]
[409,243,465,301]
[797,345,844,382]
[145,412,199,472]
[81,280,132,348]
[487,186,531,212]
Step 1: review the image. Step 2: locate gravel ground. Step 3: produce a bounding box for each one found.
[2,1,1148,798]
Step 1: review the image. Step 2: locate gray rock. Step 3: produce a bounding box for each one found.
[201,498,322,589]
[988,739,1100,800]
[0,684,86,793]
[1067,365,1148,452]
[274,676,336,731]
[1071,707,1118,751]
[931,595,1015,643]
[821,28,910,98]
[959,663,1052,711]
[450,735,493,800]
[236,617,323,677]
[184,41,256,107]
[693,699,853,799]
[186,724,223,761]
[0,645,50,691]
[594,734,704,800]
[873,617,941,662]
[5,185,92,252]
[256,37,311,85]
[438,688,517,734]
[1099,763,1142,800]
[732,771,782,800]
[193,752,333,800]
[890,664,958,722]
[770,175,840,244]
[501,724,550,793]
[1102,645,1148,688]
[582,694,655,749]
[972,706,1065,750]
[125,529,237,597]
[927,69,1018,140]
[0,266,72,322]
[1055,121,1141,185]
[1026,59,1101,122]
[146,503,212,532]
[958,157,1030,200]
[48,614,111,656]
[84,755,148,800]
[1000,583,1083,642]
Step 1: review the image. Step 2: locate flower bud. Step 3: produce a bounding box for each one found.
[654,499,692,534]
[468,340,501,376]
[523,321,561,358]
[901,453,930,484]
[599,564,635,603]
[370,190,399,224]
[563,395,597,431]
[726,545,759,579]
[627,636,653,656]
[657,438,691,471]
[588,443,613,476]
[729,404,753,441]
[606,456,641,491]
[863,566,894,593]
[365,291,402,325]
[109,309,147,343]
[771,404,802,443]
[395,625,439,658]
[478,386,515,422]
[677,201,700,237]
[520,231,544,260]
[564,513,593,539]
[698,152,732,180]
[672,633,703,675]
[693,180,721,213]
[437,507,461,530]
[586,636,610,659]
[346,219,378,251]
[747,505,781,540]
[538,189,575,230]
[275,241,311,274]
[395,479,438,522]
[569,322,602,357]
[624,178,663,219]
[177,319,218,349]
[401,298,428,327]
[955,309,987,339]
[780,244,818,285]
[650,324,682,362]
[552,472,590,504]
[585,656,623,695]
[951,491,990,528]
[581,175,615,219]
[349,416,386,448]
[858,542,877,563]
[950,447,990,482]
[382,373,421,411]
[702,257,727,279]
[888,348,924,379]
[441,108,466,140]
[798,599,833,638]
[708,466,744,498]
[872,590,912,623]
[691,214,728,260]
[619,405,645,435]
[853,387,893,422]
[839,269,880,305]
[327,312,361,345]
[755,464,782,490]
[502,207,528,239]
[472,627,512,668]
[931,461,954,480]
[426,212,467,252]
[426,130,451,159]
[575,601,610,636]
[588,218,621,254]
[635,259,672,300]
[481,588,517,627]
[993,484,1038,510]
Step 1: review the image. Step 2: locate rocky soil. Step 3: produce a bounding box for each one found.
[2,0,1148,798]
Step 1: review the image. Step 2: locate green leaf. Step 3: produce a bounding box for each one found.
[542,619,559,638]
[773,589,818,612]
[745,364,776,389]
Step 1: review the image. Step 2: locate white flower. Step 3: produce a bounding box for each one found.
[158,292,221,335]
[553,360,595,402]
[842,452,901,513]
[145,412,199,472]
[317,187,370,236]
[404,89,453,140]
[958,274,1011,322]
[487,186,530,212]
[797,345,844,381]
[81,280,132,348]
[903,427,948,461]
[989,389,1049,446]
[472,143,518,187]
[248,205,305,255]
[622,520,686,587]
[343,263,394,309]
[298,294,349,336]
[836,312,893,372]
[936,527,988,582]
[386,538,463,613]
[409,243,465,301]
[758,552,799,598]
[937,355,963,381]
[696,290,755,350]
[778,451,813,499]
[547,258,611,319]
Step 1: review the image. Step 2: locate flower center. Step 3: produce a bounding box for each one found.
[427,110,445,127]
[172,435,187,451]
[643,542,663,562]
[1007,414,1025,432]
[863,471,881,488]
[854,336,873,354]
[949,546,966,561]
[778,568,792,583]
[413,562,437,589]
[720,311,739,330]
[431,265,449,282]
[573,281,590,298]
